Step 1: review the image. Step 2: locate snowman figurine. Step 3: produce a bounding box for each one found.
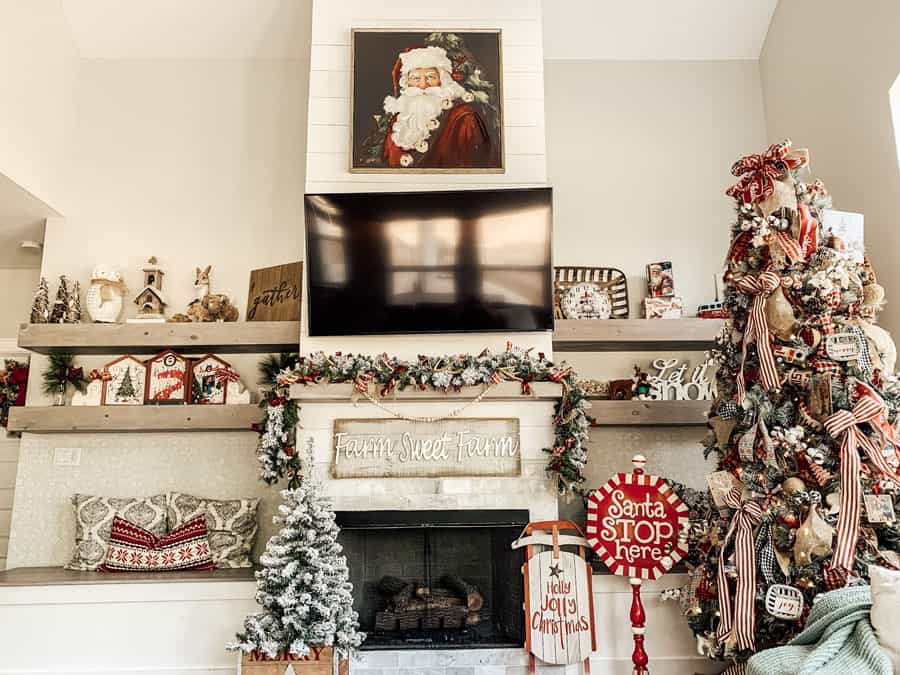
[85,265,125,323]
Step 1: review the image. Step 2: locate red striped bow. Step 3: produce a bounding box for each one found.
[769,230,804,264]
[823,387,900,588]
[736,271,781,403]
[726,140,809,204]
[717,487,763,652]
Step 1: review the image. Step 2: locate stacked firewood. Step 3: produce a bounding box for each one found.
[374,574,485,632]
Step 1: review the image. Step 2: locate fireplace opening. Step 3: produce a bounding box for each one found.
[336,510,528,650]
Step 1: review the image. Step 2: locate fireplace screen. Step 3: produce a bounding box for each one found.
[336,510,528,649]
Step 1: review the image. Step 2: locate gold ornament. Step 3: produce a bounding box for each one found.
[793,505,834,565]
[782,477,806,495]
[796,576,816,591]
[765,285,800,342]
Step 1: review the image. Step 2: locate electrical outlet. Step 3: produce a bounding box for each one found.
[53,447,81,466]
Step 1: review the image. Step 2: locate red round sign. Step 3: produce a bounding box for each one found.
[585,472,689,580]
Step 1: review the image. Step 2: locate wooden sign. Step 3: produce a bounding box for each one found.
[585,471,689,580]
[239,646,344,675]
[246,262,302,322]
[331,418,520,479]
[526,550,594,665]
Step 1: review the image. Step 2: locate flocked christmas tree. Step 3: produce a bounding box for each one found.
[49,275,70,324]
[116,368,136,401]
[67,280,82,323]
[230,445,364,660]
[680,140,900,665]
[30,277,50,323]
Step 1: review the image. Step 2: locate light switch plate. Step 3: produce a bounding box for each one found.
[53,447,81,466]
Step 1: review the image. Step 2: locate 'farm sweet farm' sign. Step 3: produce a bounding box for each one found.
[331,418,520,479]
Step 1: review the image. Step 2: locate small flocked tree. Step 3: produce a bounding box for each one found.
[49,275,70,324]
[230,465,364,659]
[67,280,82,323]
[30,277,50,323]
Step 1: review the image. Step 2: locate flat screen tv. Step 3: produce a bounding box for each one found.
[304,187,553,336]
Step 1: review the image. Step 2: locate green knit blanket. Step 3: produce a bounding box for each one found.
[746,585,892,675]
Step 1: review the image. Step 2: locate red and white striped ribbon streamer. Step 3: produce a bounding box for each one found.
[717,487,763,652]
[770,230,804,263]
[736,271,781,403]
[824,388,900,588]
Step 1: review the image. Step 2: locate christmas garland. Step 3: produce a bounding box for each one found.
[254,346,591,496]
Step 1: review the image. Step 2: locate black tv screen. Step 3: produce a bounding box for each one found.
[304,187,553,336]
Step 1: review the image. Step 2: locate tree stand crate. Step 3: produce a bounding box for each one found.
[238,646,348,675]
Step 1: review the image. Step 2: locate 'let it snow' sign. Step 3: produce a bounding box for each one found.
[585,472,689,580]
[331,418,521,478]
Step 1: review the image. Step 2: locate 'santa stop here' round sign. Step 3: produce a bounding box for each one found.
[585,471,689,580]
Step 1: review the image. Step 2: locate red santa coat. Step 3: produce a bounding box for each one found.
[382,101,495,169]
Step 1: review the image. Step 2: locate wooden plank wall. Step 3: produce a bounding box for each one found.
[305,0,546,193]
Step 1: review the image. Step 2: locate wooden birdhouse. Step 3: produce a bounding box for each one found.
[145,350,189,404]
[129,256,168,323]
[189,354,233,405]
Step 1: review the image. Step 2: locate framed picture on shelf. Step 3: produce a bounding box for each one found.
[646,261,675,298]
[101,355,147,406]
[145,350,188,404]
[553,266,628,320]
[351,29,503,173]
[189,355,232,405]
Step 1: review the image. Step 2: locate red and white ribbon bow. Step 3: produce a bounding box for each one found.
[726,139,809,204]
[823,384,900,588]
[736,271,781,403]
[717,487,763,652]
[769,230,804,264]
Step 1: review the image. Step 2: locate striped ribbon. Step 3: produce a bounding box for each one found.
[770,230,804,263]
[717,487,763,652]
[736,271,781,403]
[823,387,900,588]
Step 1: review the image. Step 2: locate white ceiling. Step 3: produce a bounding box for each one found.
[542,0,779,60]
[59,0,777,61]
[0,174,58,269]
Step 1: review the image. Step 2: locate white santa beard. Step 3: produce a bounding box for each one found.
[383,83,466,150]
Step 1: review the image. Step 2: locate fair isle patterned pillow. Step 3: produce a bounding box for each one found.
[65,494,168,571]
[99,514,214,572]
[166,492,259,568]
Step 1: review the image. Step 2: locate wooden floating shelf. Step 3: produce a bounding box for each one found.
[0,566,255,587]
[290,381,563,401]
[588,399,710,426]
[7,404,261,434]
[17,321,300,355]
[553,318,724,352]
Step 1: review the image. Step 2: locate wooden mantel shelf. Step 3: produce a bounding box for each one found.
[290,381,563,401]
[7,404,261,433]
[553,318,724,351]
[589,399,710,426]
[17,321,300,355]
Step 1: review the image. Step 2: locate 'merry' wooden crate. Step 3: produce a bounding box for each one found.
[239,647,347,675]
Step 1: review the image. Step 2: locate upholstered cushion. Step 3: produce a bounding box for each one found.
[65,493,167,571]
[99,514,214,572]
[869,564,900,672]
[166,492,259,568]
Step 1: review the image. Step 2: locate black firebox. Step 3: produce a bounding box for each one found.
[336,510,528,650]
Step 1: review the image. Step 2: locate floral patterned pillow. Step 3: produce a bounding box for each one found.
[166,492,259,568]
[66,493,168,571]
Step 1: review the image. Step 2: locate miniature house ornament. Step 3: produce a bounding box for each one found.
[128,256,167,323]
[101,356,146,405]
[86,265,125,323]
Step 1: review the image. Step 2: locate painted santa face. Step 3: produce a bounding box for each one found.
[406,67,441,89]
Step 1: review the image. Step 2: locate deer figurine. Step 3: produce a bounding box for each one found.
[193,265,211,303]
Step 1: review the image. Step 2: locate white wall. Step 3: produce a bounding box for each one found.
[8,57,310,567]
[544,59,767,517]
[302,0,551,358]
[0,269,41,337]
[0,0,79,211]
[760,0,900,337]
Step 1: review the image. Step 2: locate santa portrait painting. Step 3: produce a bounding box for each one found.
[352,31,503,172]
